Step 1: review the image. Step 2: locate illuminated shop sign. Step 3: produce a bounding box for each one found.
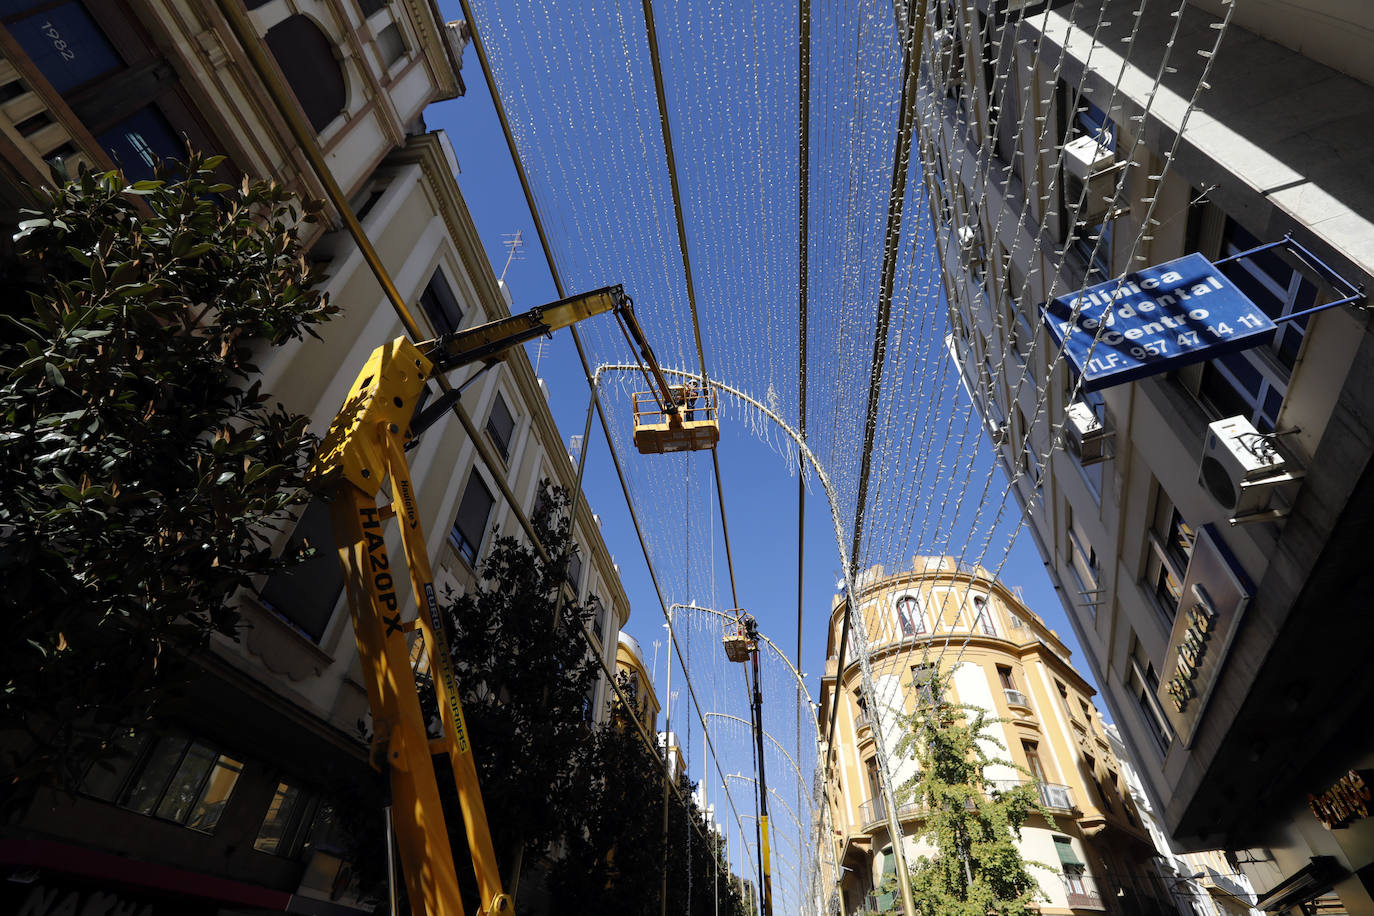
[1310,770,1372,830]
[1042,252,1277,391]
[1157,525,1253,747]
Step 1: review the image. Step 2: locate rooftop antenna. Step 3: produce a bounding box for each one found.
[498,229,524,283]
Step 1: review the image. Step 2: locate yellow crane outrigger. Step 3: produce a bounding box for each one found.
[310,285,707,916]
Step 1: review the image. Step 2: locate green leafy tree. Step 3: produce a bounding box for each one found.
[887,671,1051,916]
[0,157,335,792]
[548,711,746,916]
[437,483,603,900]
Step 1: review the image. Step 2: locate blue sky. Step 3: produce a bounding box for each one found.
[427,0,1105,890]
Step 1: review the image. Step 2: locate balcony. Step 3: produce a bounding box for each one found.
[859,796,929,828]
[854,711,872,735]
[988,779,1075,812]
[1198,864,1253,903]
[1066,889,1106,910]
[1003,687,1029,707]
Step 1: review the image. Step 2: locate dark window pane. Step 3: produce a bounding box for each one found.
[122,736,188,815]
[565,549,583,592]
[9,3,122,94]
[260,499,344,643]
[255,782,305,854]
[358,0,387,15]
[94,105,182,183]
[305,802,349,856]
[451,473,494,563]
[187,754,243,834]
[266,16,346,132]
[486,393,515,459]
[156,742,217,823]
[420,269,464,336]
[81,728,148,802]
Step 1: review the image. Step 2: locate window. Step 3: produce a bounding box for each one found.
[1056,680,1076,723]
[1080,700,1097,735]
[450,472,495,564]
[1066,504,1100,616]
[255,781,314,856]
[6,3,123,94]
[590,597,605,643]
[265,16,347,133]
[895,595,924,637]
[1144,489,1195,622]
[376,22,407,66]
[1128,640,1173,755]
[260,498,345,643]
[564,547,583,594]
[1008,612,1026,630]
[1022,740,1047,783]
[912,664,940,708]
[1013,405,1041,482]
[865,757,886,821]
[84,733,243,834]
[486,392,516,461]
[93,105,183,184]
[971,594,997,636]
[359,0,388,15]
[1196,218,1316,432]
[997,666,1015,690]
[419,268,464,336]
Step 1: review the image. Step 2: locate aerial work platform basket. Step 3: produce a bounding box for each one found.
[632,384,719,454]
[722,613,757,663]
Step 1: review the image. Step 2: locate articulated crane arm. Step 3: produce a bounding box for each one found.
[310,284,654,916]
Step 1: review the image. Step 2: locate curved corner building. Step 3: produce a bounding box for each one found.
[819,558,1167,916]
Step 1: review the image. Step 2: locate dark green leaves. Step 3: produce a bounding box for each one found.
[0,151,334,797]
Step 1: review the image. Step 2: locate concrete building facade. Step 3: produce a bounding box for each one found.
[0,2,631,913]
[1107,725,1263,916]
[818,558,1161,916]
[929,2,1374,914]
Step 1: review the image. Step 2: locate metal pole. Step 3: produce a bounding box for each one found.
[750,635,774,916]
[661,609,674,916]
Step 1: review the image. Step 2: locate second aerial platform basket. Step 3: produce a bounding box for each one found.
[632,384,719,454]
[722,615,756,663]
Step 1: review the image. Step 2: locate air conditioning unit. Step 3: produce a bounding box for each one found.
[1063,133,1117,223]
[957,224,985,271]
[1065,400,1110,465]
[932,27,960,87]
[1198,416,1297,519]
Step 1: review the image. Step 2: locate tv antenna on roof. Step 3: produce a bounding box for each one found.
[499,229,524,283]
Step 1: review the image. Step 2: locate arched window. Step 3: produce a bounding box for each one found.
[972,594,997,636]
[265,16,345,132]
[894,595,924,637]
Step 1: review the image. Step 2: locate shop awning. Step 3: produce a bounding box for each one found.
[1254,857,1347,912]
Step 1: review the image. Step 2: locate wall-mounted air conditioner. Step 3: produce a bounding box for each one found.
[1063,133,1117,223]
[1065,401,1110,465]
[1198,416,1300,521]
[932,27,961,87]
[957,224,985,271]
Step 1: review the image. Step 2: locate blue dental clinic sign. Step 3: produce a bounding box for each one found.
[1042,252,1277,391]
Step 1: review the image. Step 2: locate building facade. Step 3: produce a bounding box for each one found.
[0,2,630,913]
[1107,725,1263,916]
[616,632,662,732]
[929,1,1374,914]
[819,558,1161,916]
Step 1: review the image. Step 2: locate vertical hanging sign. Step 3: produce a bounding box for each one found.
[1042,252,1276,391]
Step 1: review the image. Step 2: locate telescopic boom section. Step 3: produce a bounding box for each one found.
[309,284,652,916]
